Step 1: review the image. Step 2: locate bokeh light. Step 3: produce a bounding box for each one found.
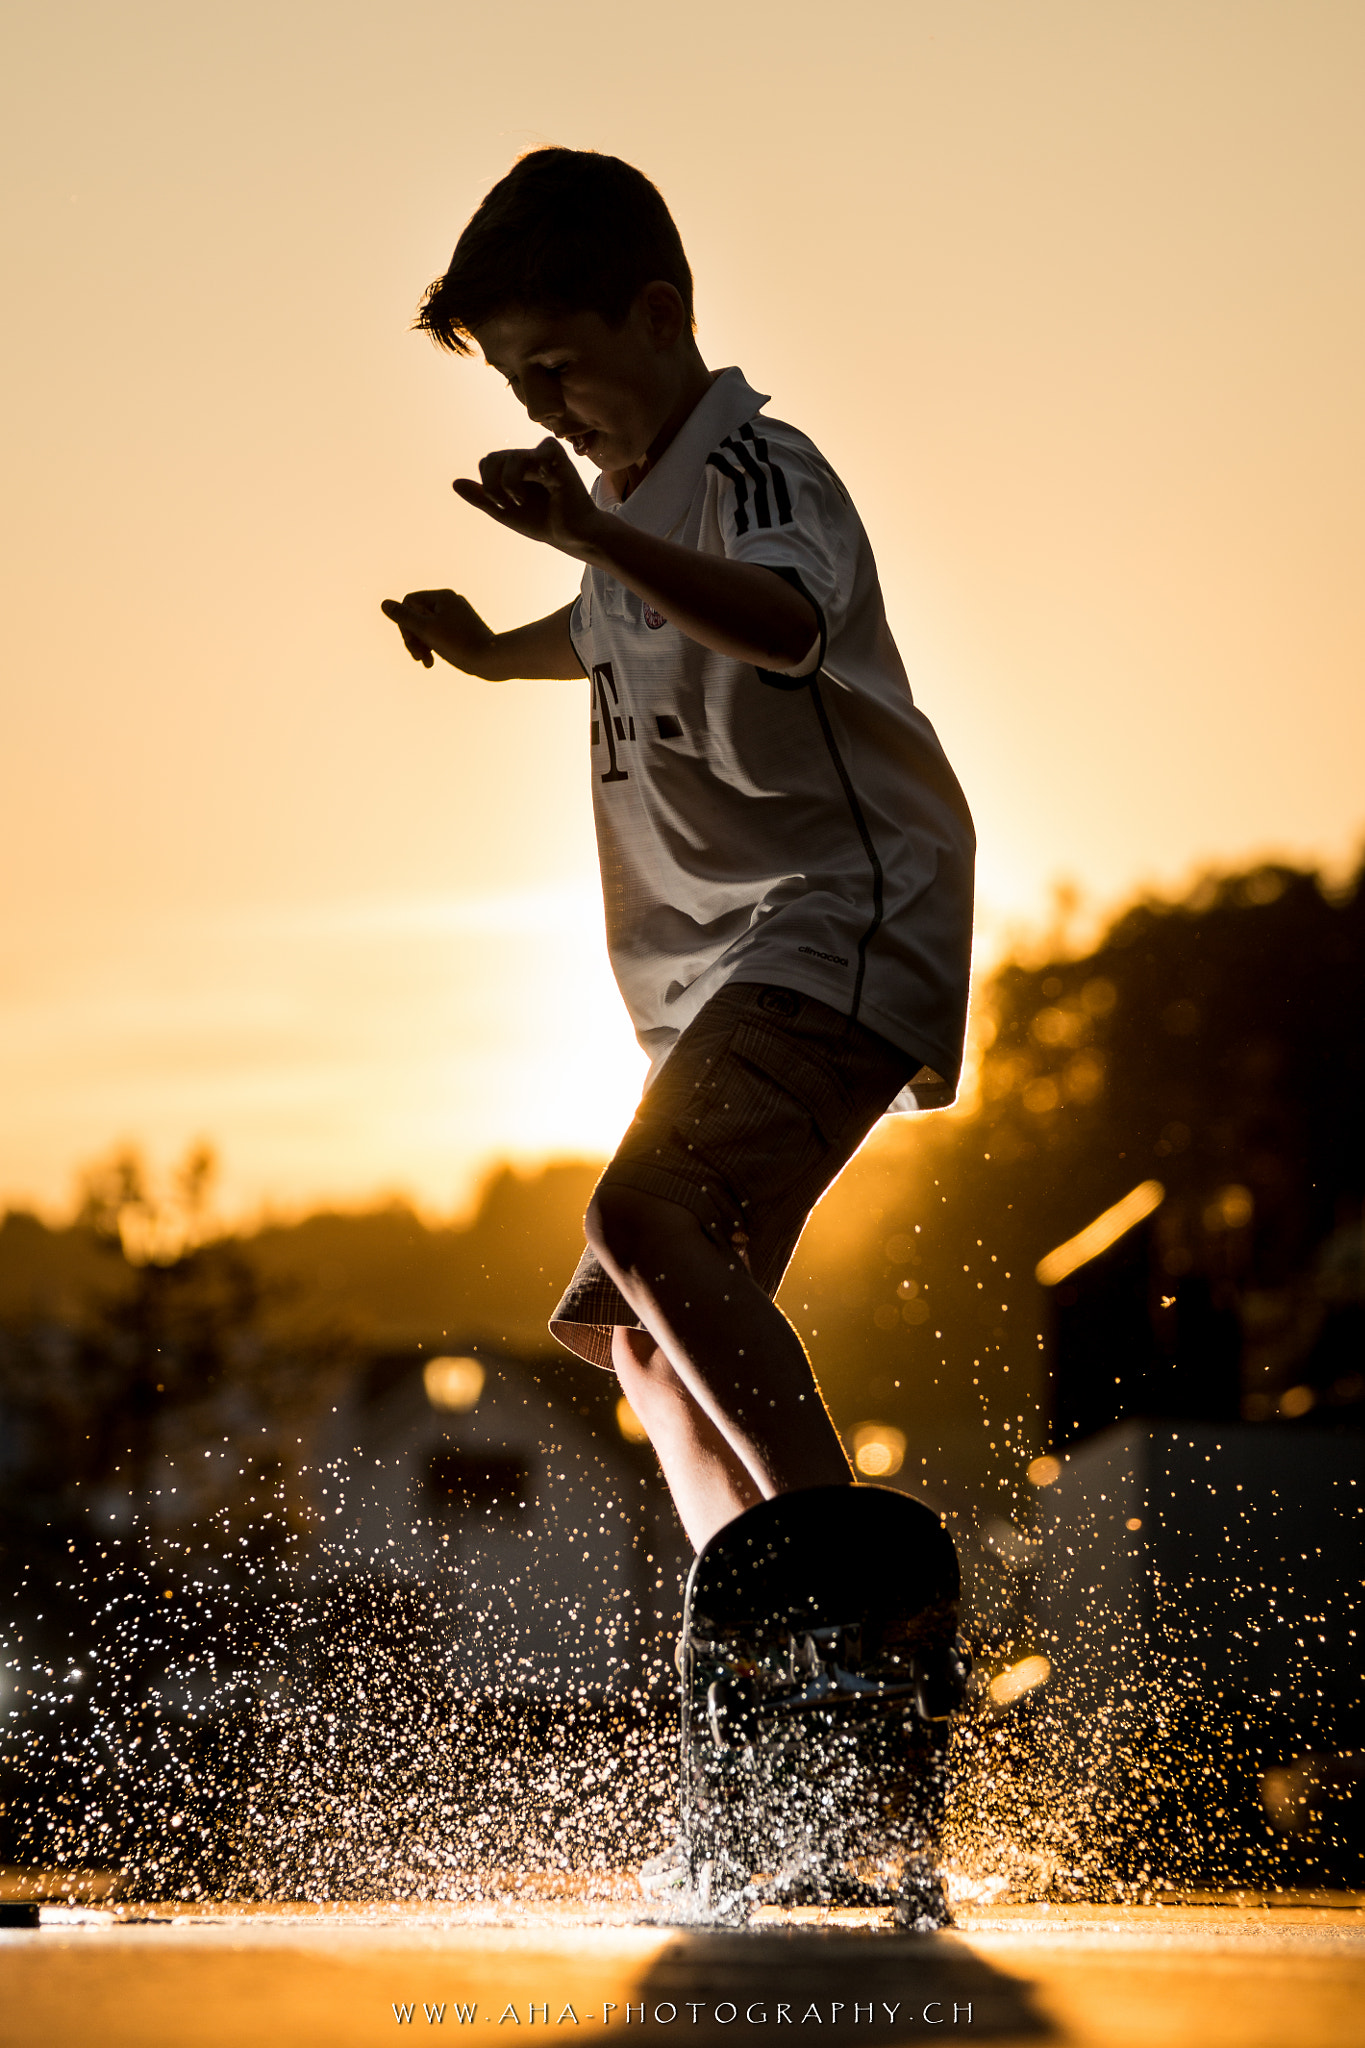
[853,1424,907,1478]
[1035,1180,1165,1287]
[422,1356,485,1412]
[615,1397,649,1445]
[987,1653,1052,1708]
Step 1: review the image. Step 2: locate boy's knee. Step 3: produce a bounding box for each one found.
[586,1182,698,1278]
[585,1184,648,1272]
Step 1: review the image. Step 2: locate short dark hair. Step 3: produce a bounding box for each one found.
[415,148,694,355]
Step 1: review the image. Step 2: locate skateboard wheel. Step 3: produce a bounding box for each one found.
[913,1638,972,1722]
[706,1673,757,1751]
[892,1858,953,1930]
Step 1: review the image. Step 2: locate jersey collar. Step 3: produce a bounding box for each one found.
[595,368,769,537]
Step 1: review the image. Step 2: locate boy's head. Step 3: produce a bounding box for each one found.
[417,149,694,356]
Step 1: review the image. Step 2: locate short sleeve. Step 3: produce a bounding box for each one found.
[705,421,854,678]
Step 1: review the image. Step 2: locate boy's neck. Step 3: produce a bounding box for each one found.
[615,351,720,501]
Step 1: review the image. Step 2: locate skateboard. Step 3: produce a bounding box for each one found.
[677,1484,970,1925]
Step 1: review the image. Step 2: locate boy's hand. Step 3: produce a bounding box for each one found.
[380,589,494,672]
[453,437,602,558]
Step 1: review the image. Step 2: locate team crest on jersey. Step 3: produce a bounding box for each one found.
[642,602,667,630]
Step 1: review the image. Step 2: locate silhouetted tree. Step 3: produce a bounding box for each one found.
[788,857,1365,1492]
[0,1145,360,1576]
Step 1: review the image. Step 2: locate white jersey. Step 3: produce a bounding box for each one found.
[569,368,975,1108]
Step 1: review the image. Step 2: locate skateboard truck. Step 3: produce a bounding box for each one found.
[776,1622,971,1725]
[702,1624,972,1749]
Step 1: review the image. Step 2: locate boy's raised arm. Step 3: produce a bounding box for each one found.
[380,592,581,680]
[456,439,819,672]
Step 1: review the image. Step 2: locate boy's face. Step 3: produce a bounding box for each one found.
[473,292,691,477]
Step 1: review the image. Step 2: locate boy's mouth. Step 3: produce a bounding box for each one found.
[562,428,598,457]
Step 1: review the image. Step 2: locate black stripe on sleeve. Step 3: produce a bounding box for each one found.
[706,452,750,536]
[720,436,772,528]
[738,421,793,525]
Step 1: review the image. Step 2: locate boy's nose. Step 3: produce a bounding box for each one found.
[522,369,562,427]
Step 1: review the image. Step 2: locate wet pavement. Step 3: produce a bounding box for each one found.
[2,1885,1362,2048]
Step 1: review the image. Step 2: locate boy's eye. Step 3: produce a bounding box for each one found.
[504,363,566,393]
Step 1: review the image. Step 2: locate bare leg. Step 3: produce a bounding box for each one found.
[589,1185,852,1529]
[611,1327,761,1551]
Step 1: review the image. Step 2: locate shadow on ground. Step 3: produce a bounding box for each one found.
[635,1926,1051,2041]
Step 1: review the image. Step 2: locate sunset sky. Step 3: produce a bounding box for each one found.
[3,1,1363,1221]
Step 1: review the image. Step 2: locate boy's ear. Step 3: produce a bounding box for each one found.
[638,280,689,351]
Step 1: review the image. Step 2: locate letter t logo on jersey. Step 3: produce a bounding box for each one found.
[591,663,634,783]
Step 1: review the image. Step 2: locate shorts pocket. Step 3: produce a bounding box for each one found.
[726,1022,853,1143]
[659,1018,855,1219]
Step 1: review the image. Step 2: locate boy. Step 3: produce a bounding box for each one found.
[382,149,974,1560]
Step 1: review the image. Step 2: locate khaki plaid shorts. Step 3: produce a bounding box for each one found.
[549,980,920,1369]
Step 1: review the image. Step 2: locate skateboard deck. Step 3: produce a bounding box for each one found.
[678,1483,970,1924]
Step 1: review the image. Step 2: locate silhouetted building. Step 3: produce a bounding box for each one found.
[1031,1421,1365,1886]
[310,1341,687,1696]
[1039,1184,1242,1447]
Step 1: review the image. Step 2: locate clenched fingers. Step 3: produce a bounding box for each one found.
[380,595,435,666]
